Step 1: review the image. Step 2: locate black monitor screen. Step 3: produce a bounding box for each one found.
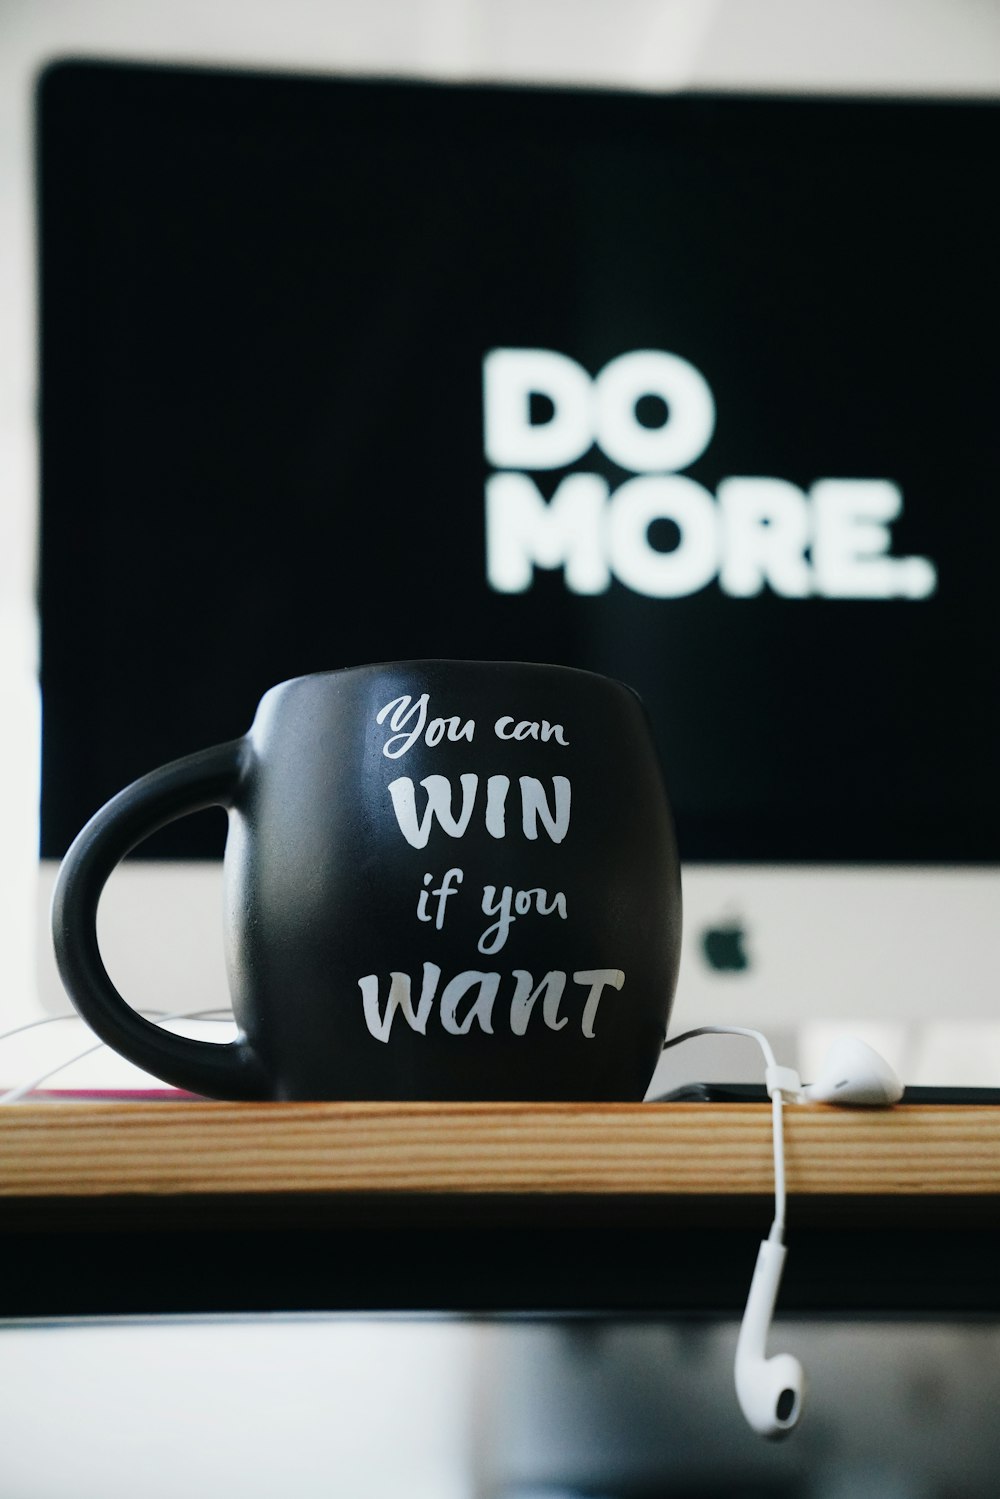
[37,61,1000,863]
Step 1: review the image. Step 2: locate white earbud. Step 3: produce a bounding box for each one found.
[735,1237,804,1439]
[801,1036,904,1106]
[661,1025,903,1441]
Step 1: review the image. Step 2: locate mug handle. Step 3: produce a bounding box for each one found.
[51,739,270,1100]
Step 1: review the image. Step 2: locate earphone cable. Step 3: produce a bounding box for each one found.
[0,1007,235,1106]
[661,1024,788,1242]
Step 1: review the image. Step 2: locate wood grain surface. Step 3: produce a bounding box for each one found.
[1,1101,997,1201]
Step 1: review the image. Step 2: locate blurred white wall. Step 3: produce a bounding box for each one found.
[0,1316,480,1499]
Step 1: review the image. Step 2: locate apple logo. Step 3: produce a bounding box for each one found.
[701,917,750,973]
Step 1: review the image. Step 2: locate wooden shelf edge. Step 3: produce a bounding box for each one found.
[1,1101,998,1202]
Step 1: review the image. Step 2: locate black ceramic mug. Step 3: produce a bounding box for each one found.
[52,660,682,1100]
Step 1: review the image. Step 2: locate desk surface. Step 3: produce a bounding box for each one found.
[2,1102,998,1320]
[2,1098,999,1201]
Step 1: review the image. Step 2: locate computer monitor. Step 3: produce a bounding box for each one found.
[35,60,999,1085]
